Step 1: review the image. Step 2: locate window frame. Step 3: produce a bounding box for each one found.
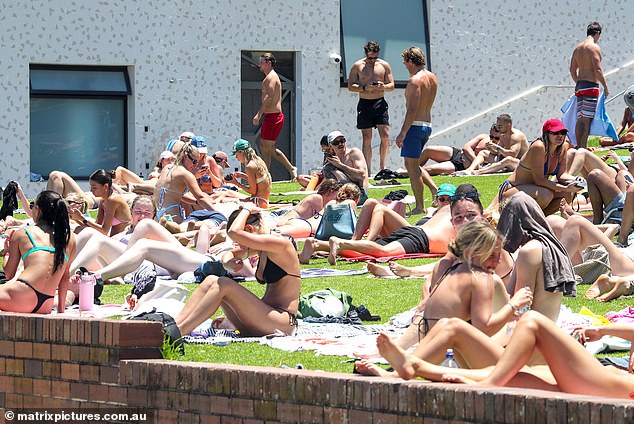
[339,0,431,88]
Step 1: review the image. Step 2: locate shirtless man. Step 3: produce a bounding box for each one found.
[396,46,437,215]
[322,130,369,205]
[599,106,634,147]
[347,41,395,174]
[569,22,609,149]
[252,53,297,180]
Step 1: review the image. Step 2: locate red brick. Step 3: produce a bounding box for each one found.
[0,375,15,392]
[199,415,221,424]
[42,361,60,379]
[89,346,109,364]
[14,377,33,394]
[5,358,24,376]
[88,382,110,402]
[374,411,399,424]
[117,321,163,347]
[70,381,90,400]
[188,393,211,414]
[14,341,33,358]
[50,344,70,361]
[6,393,24,408]
[0,340,15,356]
[178,411,200,424]
[99,365,119,384]
[299,404,323,424]
[32,343,51,360]
[157,409,179,421]
[219,417,242,424]
[23,359,43,378]
[127,387,149,407]
[253,400,276,421]
[61,363,80,381]
[108,385,128,404]
[230,397,254,418]
[80,364,100,382]
[32,378,52,396]
[56,381,71,398]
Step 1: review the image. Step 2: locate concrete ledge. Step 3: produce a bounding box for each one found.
[0,312,632,423]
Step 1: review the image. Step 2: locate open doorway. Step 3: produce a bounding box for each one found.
[241,51,296,181]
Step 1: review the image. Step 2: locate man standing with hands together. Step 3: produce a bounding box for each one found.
[348,41,395,175]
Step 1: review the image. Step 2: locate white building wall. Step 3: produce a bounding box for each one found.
[1,0,632,192]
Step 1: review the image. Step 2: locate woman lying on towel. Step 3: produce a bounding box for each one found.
[274,183,359,239]
[375,311,634,399]
[175,203,301,337]
[273,179,341,226]
[1,190,76,313]
[494,118,580,215]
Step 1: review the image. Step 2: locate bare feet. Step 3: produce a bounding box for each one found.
[298,237,315,264]
[159,216,182,234]
[584,274,615,299]
[408,208,426,216]
[328,236,342,265]
[452,170,473,176]
[559,199,575,219]
[376,333,416,380]
[597,278,634,302]
[441,374,476,384]
[354,360,396,377]
[367,262,397,277]
[389,262,413,277]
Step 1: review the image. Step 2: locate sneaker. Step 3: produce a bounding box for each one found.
[131,262,157,299]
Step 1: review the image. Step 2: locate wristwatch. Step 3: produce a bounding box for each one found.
[82,218,88,225]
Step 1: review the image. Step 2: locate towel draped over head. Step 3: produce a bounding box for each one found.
[497,192,576,297]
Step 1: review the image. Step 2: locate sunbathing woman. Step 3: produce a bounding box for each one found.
[274,179,341,225]
[153,142,215,222]
[497,192,576,322]
[496,118,579,215]
[67,169,132,236]
[117,151,176,194]
[213,139,272,208]
[376,311,634,399]
[274,183,359,239]
[1,190,76,313]
[175,203,301,336]
[47,170,99,210]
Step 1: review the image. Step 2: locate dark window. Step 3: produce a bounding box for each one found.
[29,65,130,179]
[340,0,431,87]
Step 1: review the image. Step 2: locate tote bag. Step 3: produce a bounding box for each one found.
[314,203,357,241]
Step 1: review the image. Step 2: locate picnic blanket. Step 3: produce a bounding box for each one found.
[340,252,443,263]
[299,267,367,279]
[184,321,404,359]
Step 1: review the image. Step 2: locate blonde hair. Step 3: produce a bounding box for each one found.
[175,143,200,166]
[241,147,270,183]
[336,183,361,203]
[448,221,502,270]
[65,192,88,214]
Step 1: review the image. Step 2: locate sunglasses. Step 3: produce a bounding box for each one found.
[188,155,199,165]
[181,136,192,141]
[366,56,378,61]
[331,138,346,146]
[551,130,568,136]
[214,157,226,164]
[437,196,451,203]
[450,191,480,202]
[489,135,500,141]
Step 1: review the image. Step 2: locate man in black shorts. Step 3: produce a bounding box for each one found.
[348,41,395,175]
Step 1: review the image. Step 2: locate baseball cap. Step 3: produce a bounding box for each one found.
[180,131,195,140]
[625,85,634,110]
[159,150,174,160]
[190,136,208,154]
[213,151,230,168]
[231,139,251,155]
[437,183,457,197]
[542,118,567,134]
[326,130,345,144]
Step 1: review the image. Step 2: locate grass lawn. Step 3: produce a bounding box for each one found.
[95,142,634,372]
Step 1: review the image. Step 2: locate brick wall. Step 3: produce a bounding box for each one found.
[1,312,632,423]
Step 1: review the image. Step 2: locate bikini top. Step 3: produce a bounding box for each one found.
[255,255,300,285]
[21,228,68,262]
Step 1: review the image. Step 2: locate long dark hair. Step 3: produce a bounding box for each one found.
[35,190,70,272]
[0,181,18,220]
[89,169,115,187]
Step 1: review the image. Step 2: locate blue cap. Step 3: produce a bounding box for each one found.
[231,138,251,155]
[191,136,207,154]
[437,183,457,197]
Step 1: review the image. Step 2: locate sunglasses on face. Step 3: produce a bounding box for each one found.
[188,155,199,165]
[437,196,451,203]
[551,130,568,136]
[489,135,500,141]
[450,191,480,202]
[331,138,346,146]
[366,56,378,61]
[214,157,226,164]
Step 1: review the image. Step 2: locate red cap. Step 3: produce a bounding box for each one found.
[542,118,567,133]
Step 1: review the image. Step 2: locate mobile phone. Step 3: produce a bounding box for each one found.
[371,82,380,86]
[224,174,233,181]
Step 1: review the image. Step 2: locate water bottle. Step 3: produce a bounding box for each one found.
[440,349,459,368]
[78,271,95,311]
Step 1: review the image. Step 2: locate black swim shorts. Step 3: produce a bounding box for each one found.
[375,226,430,254]
[450,147,465,171]
[357,97,389,129]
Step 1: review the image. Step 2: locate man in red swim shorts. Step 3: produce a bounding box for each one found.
[253,52,297,181]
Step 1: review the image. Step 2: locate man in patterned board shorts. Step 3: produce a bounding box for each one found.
[569,22,609,148]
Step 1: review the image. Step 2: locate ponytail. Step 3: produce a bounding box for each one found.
[34,191,71,273]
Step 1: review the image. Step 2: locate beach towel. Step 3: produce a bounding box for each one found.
[561,93,618,146]
[299,267,367,279]
[340,252,443,263]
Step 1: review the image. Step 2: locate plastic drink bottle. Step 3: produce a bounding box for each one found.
[78,271,95,311]
[440,349,459,368]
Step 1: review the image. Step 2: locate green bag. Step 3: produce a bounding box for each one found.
[297,288,353,319]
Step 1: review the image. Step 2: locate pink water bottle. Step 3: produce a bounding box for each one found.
[78,271,95,311]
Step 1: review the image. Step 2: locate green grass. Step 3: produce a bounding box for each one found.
[94,151,633,371]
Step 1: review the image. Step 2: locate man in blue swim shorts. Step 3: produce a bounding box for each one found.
[395,46,437,215]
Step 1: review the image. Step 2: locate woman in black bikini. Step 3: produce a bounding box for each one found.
[175,202,301,336]
[2,190,76,314]
[495,118,580,215]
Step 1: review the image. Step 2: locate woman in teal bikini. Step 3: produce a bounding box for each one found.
[176,203,301,337]
[2,190,76,314]
[153,143,215,223]
[495,118,580,215]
